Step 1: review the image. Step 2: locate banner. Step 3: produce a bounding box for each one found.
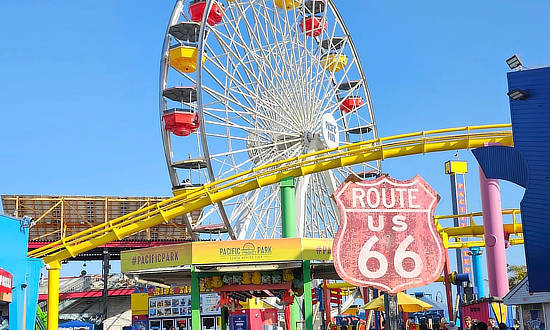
[121,238,333,272]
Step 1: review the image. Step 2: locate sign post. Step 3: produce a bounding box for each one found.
[384,293,399,330]
[333,175,445,329]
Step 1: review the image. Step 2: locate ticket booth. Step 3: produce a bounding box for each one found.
[132,287,222,330]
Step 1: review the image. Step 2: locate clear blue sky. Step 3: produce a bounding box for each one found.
[1,1,549,296]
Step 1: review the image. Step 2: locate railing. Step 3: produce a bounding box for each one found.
[435,208,523,248]
[29,124,513,265]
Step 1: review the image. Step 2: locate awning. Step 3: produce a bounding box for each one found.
[58,320,94,330]
[0,268,13,302]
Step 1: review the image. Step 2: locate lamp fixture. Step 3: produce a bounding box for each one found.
[506,55,523,70]
[507,88,529,101]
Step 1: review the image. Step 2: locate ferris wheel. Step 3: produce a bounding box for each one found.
[159,0,380,240]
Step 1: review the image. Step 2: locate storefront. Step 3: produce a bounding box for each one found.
[0,268,13,326]
[147,291,221,330]
[122,238,335,330]
[503,277,550,330]
[131,286,221,330]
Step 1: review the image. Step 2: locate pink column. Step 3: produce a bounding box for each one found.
[479,167,510,297]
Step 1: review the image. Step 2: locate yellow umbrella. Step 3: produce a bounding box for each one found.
[360,292,432,313]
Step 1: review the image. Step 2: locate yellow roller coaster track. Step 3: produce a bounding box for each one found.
[29,124,513,266]
[435,209,523,249]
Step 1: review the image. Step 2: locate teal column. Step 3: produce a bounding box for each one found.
[281,177,296,238]
[469,247,485,298]
[191,267,201,330]
[280,177,299,330]
[303,260,313,330]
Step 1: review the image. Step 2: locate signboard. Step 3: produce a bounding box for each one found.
[332,175,445,293]
[147,284,212,296]
[321,113,339,148]
[148,293,220,318]
[446,160,472,275]
[58,320,94,330]
[0,269,12,294]
[121,238,333,272]
[121,244,192,272]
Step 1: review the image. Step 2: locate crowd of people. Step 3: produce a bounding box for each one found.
[431,316,510,330]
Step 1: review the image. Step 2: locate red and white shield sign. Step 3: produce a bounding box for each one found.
[332,175,444,293]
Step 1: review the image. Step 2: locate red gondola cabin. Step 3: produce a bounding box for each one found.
[340,97,364,113]
[300,16,327,37]
[163,109,200,137]
[189,0,225,26]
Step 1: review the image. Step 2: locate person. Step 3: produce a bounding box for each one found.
[464,316,473,330]
[475,322,488,330]
[498,322,508,330]
[439,318,448,330]
[446,321,458,330]
[488,318,499,330]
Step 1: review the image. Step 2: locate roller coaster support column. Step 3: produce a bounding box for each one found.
[469,247,485,298]
[47,261,60,330]
[281,177,297,238]
[479,168,509,297]
[303,260,313,330]
[443,249,454,321]
[102,248,110,322]
[372,289,380,330]
[281,177,300,330]
[445,160,472,302]
[191,266,200,330]
[323,280,331,329]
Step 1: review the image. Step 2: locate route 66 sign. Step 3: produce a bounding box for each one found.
[332,175,445,293]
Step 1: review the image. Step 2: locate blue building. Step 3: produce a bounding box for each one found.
[0,214,43,329]
[473,65,550,292]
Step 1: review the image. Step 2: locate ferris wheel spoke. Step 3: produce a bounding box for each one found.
[202,117,301,138]
[205,45,284,109]
[312,55,357,117]
[280,4,312,124]
[204,105,301,134]
[220,7,293,100]
[207,135,302,159]
[205,39,303,127]
[172,60,267,123]
[314,56,359,119]
[224,5,306,117]
[229,189,262,239]
[295,174,311,237]
[251,5,306,109]
[248,186,281,239]
[306,9,342,118]
[210,139,302,179]
[313,173,339,236]
[263,4,307,122]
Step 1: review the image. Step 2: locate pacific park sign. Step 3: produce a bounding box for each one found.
[332,175,445,293]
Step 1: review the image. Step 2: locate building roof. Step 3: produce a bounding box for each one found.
[2,195,196,260]
[503,276,550,305]
[38,288,134,302]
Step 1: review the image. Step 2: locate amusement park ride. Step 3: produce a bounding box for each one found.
[6,0,548,329]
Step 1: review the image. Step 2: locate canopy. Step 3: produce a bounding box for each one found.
[59,320,94,330]
[360,293,432,313]
[0,268,13,294]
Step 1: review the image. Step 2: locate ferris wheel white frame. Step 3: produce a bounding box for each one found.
[159,0,381,240]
